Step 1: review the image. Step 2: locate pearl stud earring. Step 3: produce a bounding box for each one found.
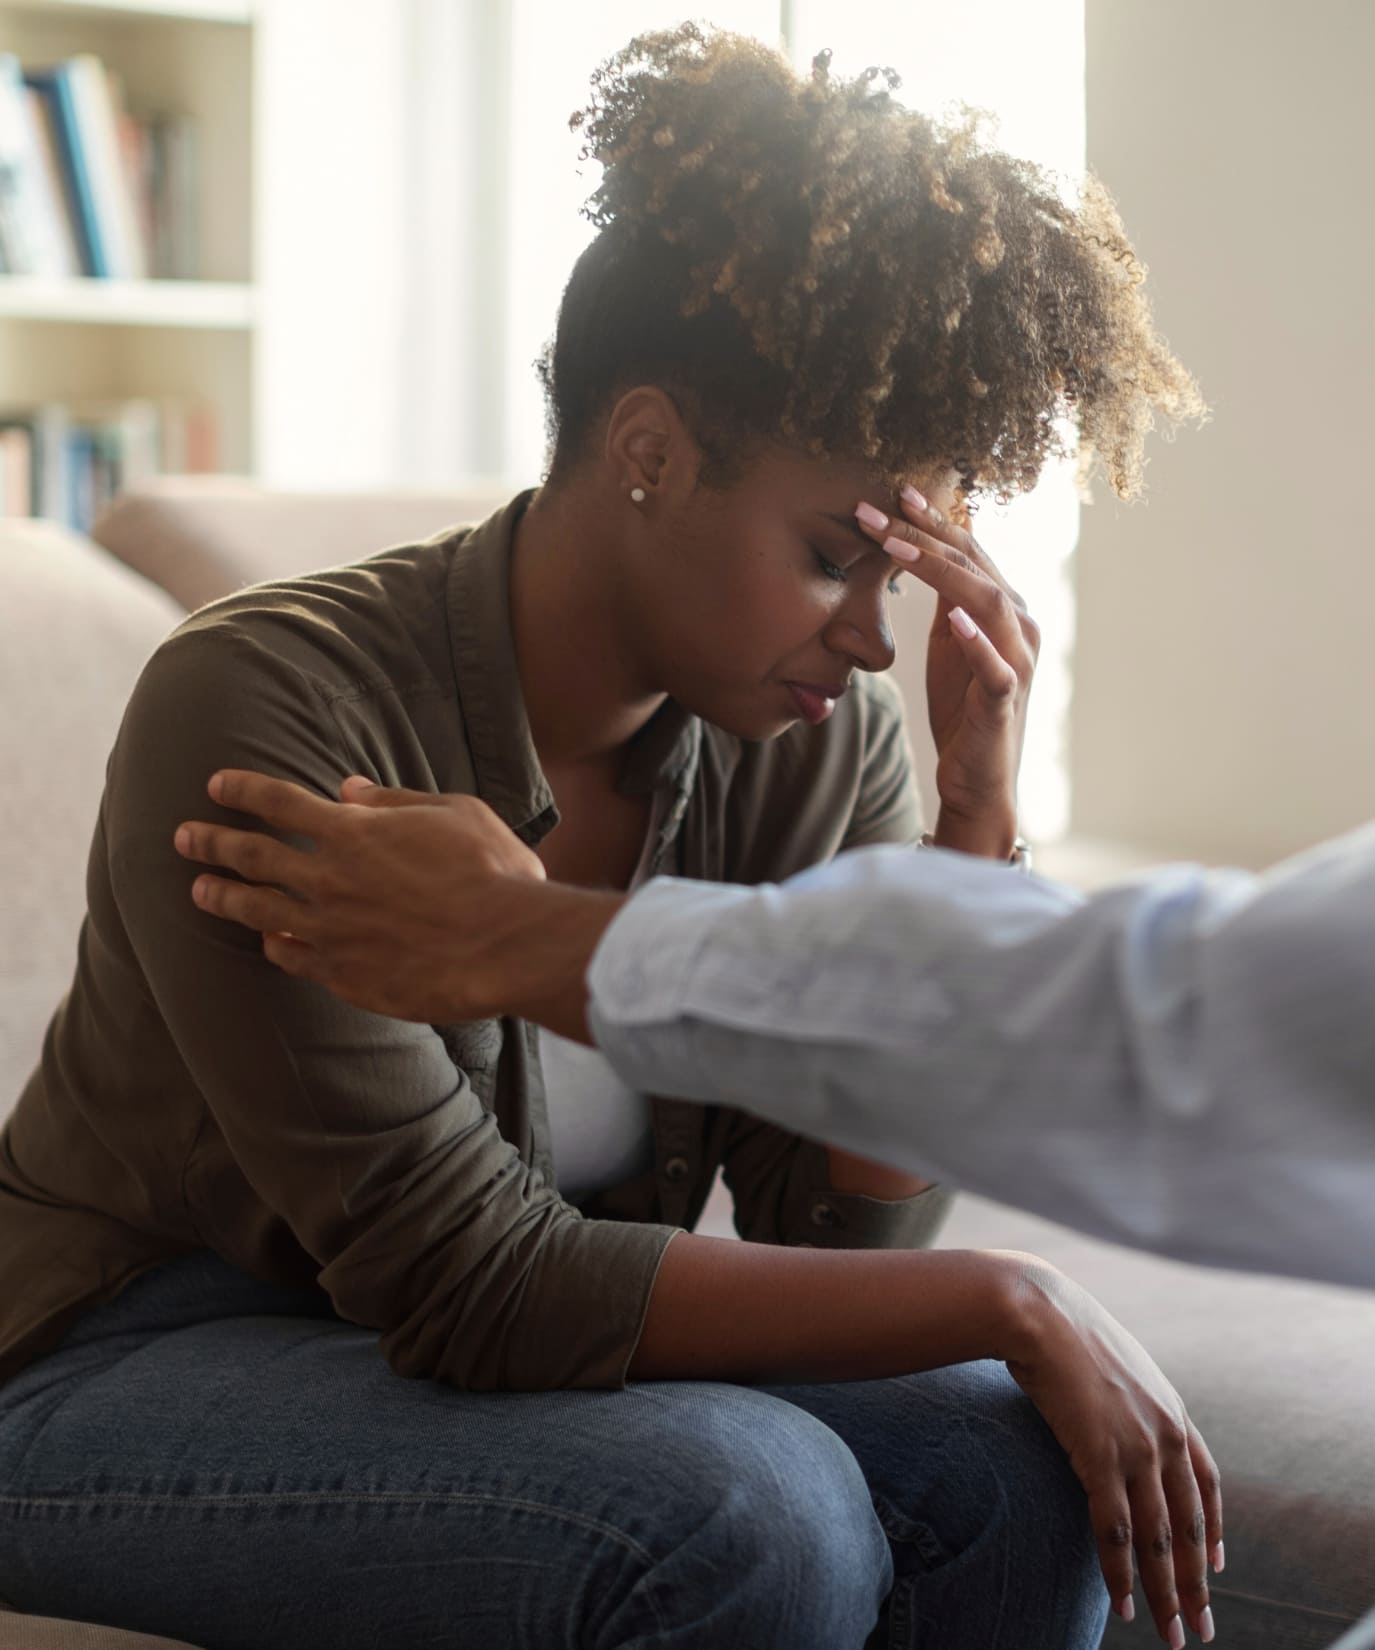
[630,487,646,504]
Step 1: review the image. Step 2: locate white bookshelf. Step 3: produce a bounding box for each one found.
[5,0,252,22]
[0,0,256,471]
[0,275,254,327]
[3,0,429,492]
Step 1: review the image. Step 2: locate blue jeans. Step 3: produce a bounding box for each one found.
[0,1251,1109,1649]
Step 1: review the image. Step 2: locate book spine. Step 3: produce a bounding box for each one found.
[23,84,82,277]
[0,54,35,273]
[0,427,34,517]
[0,55,86,279]
[26,68,104,277]
[65,56,145,281]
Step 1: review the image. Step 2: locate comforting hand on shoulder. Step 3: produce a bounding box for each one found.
[175,771,553,1023]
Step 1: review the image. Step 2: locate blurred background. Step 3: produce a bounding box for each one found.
[2,0,1371,876]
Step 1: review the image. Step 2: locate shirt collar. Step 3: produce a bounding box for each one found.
[445,490,702,839]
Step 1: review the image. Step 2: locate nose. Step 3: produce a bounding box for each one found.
[823,583,897,675]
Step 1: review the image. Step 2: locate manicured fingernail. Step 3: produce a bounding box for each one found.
[1168,1615,1186,1650]
[174,826,190,854]
[343,775,375,790]
[901,484,928,511]
[192,876,209,904]
[1211,1541,1225,1574]
[949,606,978,639]
[883,534,920,565]
[855,501,889,532]
[1199,1605,1216,1644]
[208,772,224,801]
[1117,1595,1135,1623]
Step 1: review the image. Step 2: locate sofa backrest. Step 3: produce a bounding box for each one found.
[93,477,513,611]
[0,521,185,1120]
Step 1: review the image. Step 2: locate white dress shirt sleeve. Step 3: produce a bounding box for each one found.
[586,824,1375,1288]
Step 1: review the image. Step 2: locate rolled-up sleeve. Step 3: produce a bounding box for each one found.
[107,630,678,1391]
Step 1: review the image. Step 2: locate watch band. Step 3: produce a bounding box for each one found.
[920,832,1033,873]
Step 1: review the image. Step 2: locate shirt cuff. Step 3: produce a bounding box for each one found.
[588,875,758,1030]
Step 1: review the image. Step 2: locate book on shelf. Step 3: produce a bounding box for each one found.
[0,54,80,278]
[0,52,198,283]
[0,399,219,532]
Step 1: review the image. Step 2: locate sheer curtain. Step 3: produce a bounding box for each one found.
[411,0,1084,839]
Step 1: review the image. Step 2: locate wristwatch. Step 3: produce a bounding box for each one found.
[920,832,1033,873]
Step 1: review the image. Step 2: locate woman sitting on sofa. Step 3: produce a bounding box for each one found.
[0,26,1217,1650]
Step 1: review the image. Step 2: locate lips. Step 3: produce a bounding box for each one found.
[785,681,848,725]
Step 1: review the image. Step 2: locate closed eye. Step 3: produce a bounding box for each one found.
[812,547,904,597]
[812,548,848,584]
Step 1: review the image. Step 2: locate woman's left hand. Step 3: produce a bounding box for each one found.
[859,487,1040,859]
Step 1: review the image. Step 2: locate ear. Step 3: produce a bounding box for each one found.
[603,386,702,508]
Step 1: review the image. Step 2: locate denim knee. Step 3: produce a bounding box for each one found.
[617,1384,892,1650]
[878,1363,1108,1650]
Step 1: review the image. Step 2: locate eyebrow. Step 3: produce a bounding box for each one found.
[819,510,899,560]
[819,511,879,545]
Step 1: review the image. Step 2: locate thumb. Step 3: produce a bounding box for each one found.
[338,775,441,809]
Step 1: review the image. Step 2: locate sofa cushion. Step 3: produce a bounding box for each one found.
[940,1195,1375,1650]
[0,521,184,1122]
[93,476,512,611]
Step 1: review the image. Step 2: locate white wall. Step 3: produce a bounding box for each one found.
[1071,0,1375,868]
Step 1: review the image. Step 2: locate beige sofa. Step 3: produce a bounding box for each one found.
[1,480,1373,1649]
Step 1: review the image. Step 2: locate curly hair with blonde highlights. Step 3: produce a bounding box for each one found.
[540,22,1204,501]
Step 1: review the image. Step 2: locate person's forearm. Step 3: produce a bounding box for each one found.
[476,879,623,1042]
[630,1232,1025,1383]
[824,1147,934,1200]
[589,826,1375,1288]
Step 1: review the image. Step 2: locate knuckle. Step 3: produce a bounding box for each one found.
[1122,1424,1158,1466]
[1102,1516,1134,1551]
[1186,1507,1207,1546]
[1150,1521,1174,1561]
[985,586,1015,627]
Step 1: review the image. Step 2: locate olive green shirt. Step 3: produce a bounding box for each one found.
[0,493,949,1392]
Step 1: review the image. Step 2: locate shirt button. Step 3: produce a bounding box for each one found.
[810,1201,839,1228]
[664,1156,690,1184]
